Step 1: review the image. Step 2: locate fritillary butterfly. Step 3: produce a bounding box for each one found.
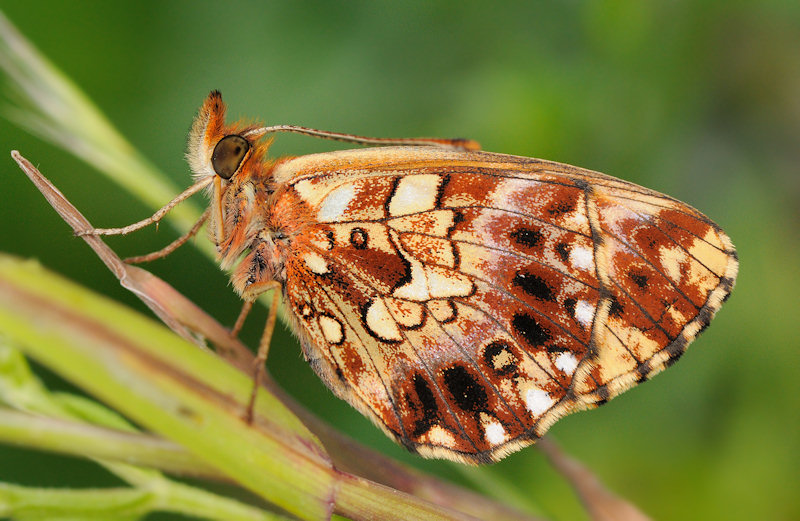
[122,92,740,463]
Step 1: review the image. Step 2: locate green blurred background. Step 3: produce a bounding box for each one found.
[0,2,798,520]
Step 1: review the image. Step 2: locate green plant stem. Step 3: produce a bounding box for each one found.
[0,255,337,520]
[334,472,477,521]
[0,408,220,479]
[0,482,288,521]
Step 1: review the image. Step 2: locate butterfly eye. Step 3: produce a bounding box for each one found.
[211,135,250,179]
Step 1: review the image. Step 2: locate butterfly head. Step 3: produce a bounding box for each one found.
[187,91,273,256]
[187,90,269,180]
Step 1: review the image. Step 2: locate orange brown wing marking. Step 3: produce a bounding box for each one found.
[284,218,483,454]
[270,147,737,462]
[289,223,553,457]
[281,182,593,458]
[304,253,561,459]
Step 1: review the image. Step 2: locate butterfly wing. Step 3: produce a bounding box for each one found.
[270,147,737,463]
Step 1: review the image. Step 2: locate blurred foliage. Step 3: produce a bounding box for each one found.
[0,1,798,520]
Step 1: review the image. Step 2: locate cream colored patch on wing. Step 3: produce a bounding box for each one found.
[702,227,725,250]
[303,251,329,275]
[688,235,729,280]
[659,245,686,283]
[388,174,441,216]
[365,298,403,342]
[666,304,688,327]
[356,371,391,403]
[592,326,638,384]
[424,425,457,448]
[318,315,344,344]
[385,298,425,329]
[426,266,474,299]
[308,229,334,251]
[487,178,528,207]
[660,241,718,294]
[427,300,456,323]
[393,257,429,301]
[608,319,661,361]
[490,348,515,373]
[562,191,591,234]
[317,184,356,222]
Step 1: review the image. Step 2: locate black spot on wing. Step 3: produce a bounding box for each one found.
[547,197,576,216]
[510,227,543,250]
[436,174,451,208]
[324,230,335,250]
[384,176,401,216]
[629,271,649,289]
[386,231,413,292]
[442,365,489,413]
[407,373,442,437]
[556,242,570,263]
[513,272,554,301]
[512,313,552,348]
[447,210,465,238]
[609,296,624,318]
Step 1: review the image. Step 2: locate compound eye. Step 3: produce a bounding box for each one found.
[211,135,250,179]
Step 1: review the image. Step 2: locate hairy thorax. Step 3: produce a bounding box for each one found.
[222,162,316,300]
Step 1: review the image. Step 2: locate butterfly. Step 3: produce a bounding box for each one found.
[92,91,738,464]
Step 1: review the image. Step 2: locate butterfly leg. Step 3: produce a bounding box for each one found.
[124,208,210,264]
[245,283,282,423]
[77,177,213,236]
[230,299,254,338]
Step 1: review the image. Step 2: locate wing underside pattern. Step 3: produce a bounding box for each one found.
[269,147,737,463]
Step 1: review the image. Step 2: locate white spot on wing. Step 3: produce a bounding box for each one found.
[388,174,440,216]
[555,352,579,375]
[318,184,356,222]
[525,388,554,416]
[484,421,507,446]
[574,299,595,327]
[570,246,594,271]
